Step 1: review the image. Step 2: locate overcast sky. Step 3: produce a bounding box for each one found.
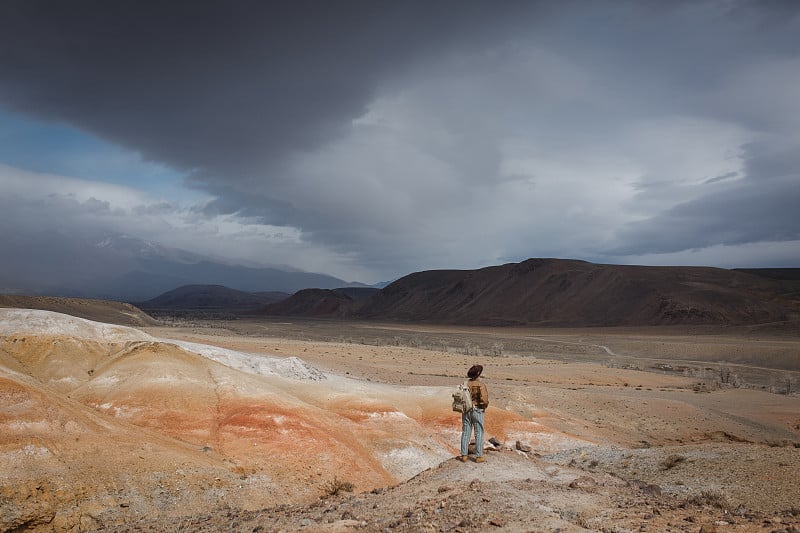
[1,0,798,284]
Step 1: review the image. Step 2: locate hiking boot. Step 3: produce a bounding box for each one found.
[457,455,468,462]
[474,456,485,463]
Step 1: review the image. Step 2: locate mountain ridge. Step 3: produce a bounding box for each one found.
[137,284,289,310]
[261,258,800,327]
[0,232,365,301]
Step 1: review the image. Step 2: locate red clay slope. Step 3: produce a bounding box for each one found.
[1,309,553,531]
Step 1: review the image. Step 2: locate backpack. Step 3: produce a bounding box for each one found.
[451,381,474,413]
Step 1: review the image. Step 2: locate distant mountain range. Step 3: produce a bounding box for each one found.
[6,241,799,328]
[249,287,380,318]
[137,285,290,310]
[135,284,382,316]
[259,258,800,327]
[0,232,368,301]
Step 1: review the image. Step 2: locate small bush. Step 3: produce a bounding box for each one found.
[686,489,731,510]
[659,454,687,470]
[321,477,355,498]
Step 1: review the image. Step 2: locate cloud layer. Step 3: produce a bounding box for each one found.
[0,1,798,283]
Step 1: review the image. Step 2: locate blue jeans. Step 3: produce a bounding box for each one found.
[461,408,485,457]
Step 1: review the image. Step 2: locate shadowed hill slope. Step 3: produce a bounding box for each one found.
[136,284,289,310]
[736,268,800,281]
[262,258,800,327]
[261,288,354,317]
[0,294,157,326]
[260,287,378,317]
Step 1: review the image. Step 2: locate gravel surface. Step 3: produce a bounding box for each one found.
[103,450,800,533]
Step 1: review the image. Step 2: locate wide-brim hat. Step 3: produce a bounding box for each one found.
[467,364,483,379]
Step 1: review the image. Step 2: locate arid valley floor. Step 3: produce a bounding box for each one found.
[2,308,799,532]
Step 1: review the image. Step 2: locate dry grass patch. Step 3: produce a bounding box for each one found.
[659,454,687,470]
[686,489,732,511]
[321,477,355,498]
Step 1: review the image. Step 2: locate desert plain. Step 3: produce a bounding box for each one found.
[2,307,799,532]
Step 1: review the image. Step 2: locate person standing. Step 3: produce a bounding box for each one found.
[458,364,489,463]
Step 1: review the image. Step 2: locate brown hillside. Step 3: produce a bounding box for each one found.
[0,294,158,326]
[262,259,800,326]
[261,288,356,317]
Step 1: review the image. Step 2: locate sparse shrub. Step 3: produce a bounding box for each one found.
[718,364,732,384]
[321,477,354,498]
[686,489,731,510]
[571,511,590,528]
[659,454,687,470]
[782,375,795,395]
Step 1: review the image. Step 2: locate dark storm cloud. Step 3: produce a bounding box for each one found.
[704,172,739,185]
[1,0,799,278]
[741,141,800,182]
[195,184,297,224]
[613,142,800,255]
[0,0,529,180]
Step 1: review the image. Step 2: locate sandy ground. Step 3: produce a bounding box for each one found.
[2,312,800,532]
[143,323,800,447]
[142,323,800,515]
